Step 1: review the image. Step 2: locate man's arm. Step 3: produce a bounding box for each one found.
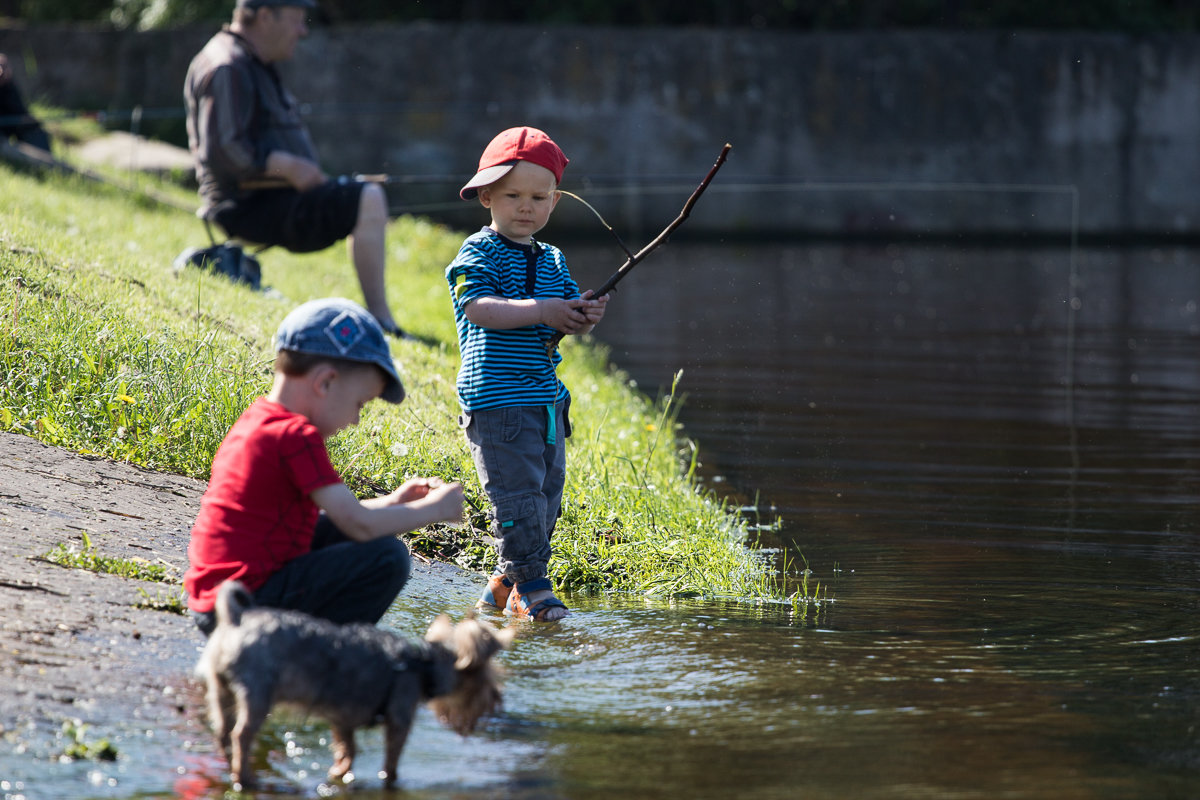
[263,150,326,191]
[189,62,261,182]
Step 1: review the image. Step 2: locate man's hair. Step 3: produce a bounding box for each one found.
[275,349,378,379]
[234,5,280,26]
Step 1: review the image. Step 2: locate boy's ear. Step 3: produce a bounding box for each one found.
[477,187,492,208]
[309,363,338,396]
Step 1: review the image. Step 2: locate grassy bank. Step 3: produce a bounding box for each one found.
[0,161,792,602]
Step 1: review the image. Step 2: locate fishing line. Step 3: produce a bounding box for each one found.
[557,189,634,259]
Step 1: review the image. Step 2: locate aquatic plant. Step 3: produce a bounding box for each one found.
[57,721,117,762]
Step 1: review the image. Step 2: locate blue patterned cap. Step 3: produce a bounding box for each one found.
[274,298,404,404]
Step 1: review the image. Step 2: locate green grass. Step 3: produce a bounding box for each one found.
[134,587,189,615]
[0,159,818,605]
[41,532,177,583]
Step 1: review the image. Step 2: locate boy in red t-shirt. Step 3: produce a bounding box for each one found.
[185,298,463,636]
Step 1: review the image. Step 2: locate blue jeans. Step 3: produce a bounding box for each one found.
[460,401,569,585]
[192,514,411,637]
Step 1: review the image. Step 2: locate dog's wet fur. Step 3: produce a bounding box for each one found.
[195,580,514,789]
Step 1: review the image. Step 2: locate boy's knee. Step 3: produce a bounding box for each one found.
[367,535,411,588]
[192,610,216,638]
[492,493,547,538]
[491,492,551,580]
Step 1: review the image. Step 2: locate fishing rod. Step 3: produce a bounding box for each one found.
[545,142,732,354]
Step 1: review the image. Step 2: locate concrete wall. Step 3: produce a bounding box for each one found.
[2,23,1198,239]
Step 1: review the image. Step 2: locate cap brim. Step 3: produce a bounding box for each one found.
[459,164,515,200]
[334,356,404,404]
[377,360,405,404]
[381,375,405,405]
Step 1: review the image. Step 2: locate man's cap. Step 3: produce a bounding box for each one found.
[237,0,317,9]
[460,126,568,200]
[274,298,405,404]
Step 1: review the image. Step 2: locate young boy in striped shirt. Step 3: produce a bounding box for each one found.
[446,127,608,621]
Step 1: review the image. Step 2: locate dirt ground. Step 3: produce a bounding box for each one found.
[0,430,470,769]
[0,431,204,748]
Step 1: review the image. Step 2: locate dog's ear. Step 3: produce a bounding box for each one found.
[425,614,455,646]
[493,625,517,650]
[453,618,515,671]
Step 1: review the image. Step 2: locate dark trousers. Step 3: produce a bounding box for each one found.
[0,82,51,153]
[193,515,411,637]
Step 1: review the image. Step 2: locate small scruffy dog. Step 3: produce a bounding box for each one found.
[196,580,515,789]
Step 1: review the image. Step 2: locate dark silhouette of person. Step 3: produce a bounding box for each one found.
[0,53,51,153]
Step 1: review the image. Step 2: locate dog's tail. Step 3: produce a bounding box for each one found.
[214,580,254,628]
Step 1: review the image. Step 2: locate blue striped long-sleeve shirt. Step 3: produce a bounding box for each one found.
[446,227,581,412]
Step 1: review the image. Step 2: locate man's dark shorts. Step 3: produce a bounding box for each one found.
[211,180,363,253]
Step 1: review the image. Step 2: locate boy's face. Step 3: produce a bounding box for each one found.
[479,161,561,244]
[311,364,386,438]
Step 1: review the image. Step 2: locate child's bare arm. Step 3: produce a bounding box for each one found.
[465,294,607,335]
[311,480,464,542]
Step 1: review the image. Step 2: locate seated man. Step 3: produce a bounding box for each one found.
[0,53,51,153]
[184,0,403,335]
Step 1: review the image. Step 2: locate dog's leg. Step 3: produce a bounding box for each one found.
[327,726,357,781]
[229,686,269,789]
[382,707,416,786]
[206,675,236,758]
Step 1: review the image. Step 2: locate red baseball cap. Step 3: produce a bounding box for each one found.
[459,126,569,200]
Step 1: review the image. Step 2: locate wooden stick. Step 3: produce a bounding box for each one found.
[545,142,732,353]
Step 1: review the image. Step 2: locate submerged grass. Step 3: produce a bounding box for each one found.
[0,161,816,605]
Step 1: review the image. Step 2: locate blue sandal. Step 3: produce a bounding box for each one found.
[476,574,514,611]
[505,577,569,621]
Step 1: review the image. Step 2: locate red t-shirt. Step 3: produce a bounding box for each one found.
[184,398,342,613]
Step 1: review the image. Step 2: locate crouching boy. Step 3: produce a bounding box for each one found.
[185,298,463,636]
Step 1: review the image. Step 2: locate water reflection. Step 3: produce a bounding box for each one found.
[567,241,1200,798]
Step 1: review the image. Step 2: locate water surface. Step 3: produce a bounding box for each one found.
[566,241,1200,799]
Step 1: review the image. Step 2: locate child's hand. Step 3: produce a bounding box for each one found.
[578,290,609,326]
[539,297,592,334]
[425,481,465,524]
[390,477,446,504]
[385,478,463,523]
[543,292,609,334]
